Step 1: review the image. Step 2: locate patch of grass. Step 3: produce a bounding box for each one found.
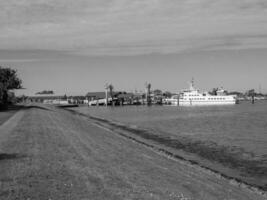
[90,115,267,190]
[0,109,17,125]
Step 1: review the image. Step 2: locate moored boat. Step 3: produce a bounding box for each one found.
[168,80,237,106]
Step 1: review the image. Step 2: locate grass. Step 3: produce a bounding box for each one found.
[0,105,21,126]
[69,108,267,191]
[0,104,266,199]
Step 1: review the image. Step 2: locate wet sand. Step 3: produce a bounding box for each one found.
[0,104,266,199]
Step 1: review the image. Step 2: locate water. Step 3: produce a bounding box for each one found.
[74,101,267,160]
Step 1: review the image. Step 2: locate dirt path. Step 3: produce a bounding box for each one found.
[0,104,266,200]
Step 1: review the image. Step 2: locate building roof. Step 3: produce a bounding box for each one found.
[28,94,65,99]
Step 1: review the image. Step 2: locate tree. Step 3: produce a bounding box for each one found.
[36,90,54,95]
[145,82,151,105]
[108,84,114,101]
[163,91,172,98]
[62,94,67,100]
[247,89,255,97]
[105,83,114,106]
[153,89,162,95]
[0,66,22,106]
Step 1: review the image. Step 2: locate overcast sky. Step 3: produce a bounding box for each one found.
[0,0,267,95]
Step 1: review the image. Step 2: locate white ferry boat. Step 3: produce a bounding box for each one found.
[168,80,237,106]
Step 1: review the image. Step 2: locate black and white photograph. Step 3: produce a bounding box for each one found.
[0,1,267,199]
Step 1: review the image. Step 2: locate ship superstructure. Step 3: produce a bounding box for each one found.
[167,79,237,106]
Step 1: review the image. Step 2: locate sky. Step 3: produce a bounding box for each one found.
[0,0,267,95]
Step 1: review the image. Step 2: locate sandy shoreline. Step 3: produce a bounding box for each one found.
[0,104,266,199]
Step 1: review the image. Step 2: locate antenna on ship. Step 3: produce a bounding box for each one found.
[190,77,195,91]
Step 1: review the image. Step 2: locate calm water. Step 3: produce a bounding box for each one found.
[74,101,267,159]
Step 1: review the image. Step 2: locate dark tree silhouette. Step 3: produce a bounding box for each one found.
[153,89,162,95]
[105,83,114,106]
[163,91,172,98]
[108,84,114,101]
[0,66,22,106]
[247,89,255,97]
[36,90,54,95]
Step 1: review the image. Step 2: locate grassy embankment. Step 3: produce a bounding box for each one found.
[67,106,267,191]
[0,105,22,126]
[0,104,266,200]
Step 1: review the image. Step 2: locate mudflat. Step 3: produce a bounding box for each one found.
[0,104,266,200]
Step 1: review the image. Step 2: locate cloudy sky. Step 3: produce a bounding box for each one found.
[0,0,267,95]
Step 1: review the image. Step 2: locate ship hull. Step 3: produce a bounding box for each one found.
[178,100,236,106]
[167,99,236,106]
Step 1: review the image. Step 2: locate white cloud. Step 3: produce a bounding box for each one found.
[0,0,267,55]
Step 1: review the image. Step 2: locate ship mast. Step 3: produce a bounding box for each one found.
[189,78,195,91]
